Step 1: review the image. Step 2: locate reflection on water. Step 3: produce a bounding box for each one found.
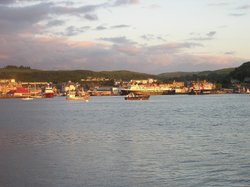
[0,95,250,187]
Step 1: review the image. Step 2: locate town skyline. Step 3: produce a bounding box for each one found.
[0,0,249,74]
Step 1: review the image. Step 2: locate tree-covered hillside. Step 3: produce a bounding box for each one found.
[230,61,250,82]
[0,66,156,83]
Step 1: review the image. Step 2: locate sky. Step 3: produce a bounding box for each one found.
[0,0,249,74]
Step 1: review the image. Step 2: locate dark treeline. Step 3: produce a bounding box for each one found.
[4,65,31,69]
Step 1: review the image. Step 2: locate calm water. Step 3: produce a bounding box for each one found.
[0,95,250,187]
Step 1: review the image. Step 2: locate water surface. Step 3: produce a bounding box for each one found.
[0,95,250,187]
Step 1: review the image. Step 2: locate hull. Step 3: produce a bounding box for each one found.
[124,95,150,100]
[44,93,54,98]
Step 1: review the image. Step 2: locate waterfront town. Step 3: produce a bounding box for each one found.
[0,77,249,99]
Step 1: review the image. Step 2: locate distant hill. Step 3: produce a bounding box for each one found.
[230,61,250,82]
[158,68,234,83]
[0,66,156,83]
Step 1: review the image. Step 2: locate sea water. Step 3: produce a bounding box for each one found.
[0,95,250,187]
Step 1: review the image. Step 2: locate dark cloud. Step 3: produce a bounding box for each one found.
[0,2,107,35]
[98,36,136,44]
[84,13,98,21]
[0,3,51,23]
[95,26,107,30]
[46,19,65,27]
[113,0,140,6]
[0,3,52,34]
[206,31,216,37]
[229,13,246,17]
[95,25,130,31]
[111,24,130,29]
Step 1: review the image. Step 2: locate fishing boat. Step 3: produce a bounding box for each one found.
[124,93,150,100]
[44,85,54,98]
[66,91,90,101]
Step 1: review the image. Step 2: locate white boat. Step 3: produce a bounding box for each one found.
[66,91,90,101]
[124,92,150,100]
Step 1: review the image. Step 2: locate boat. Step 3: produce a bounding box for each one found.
[44,85,54,98]
[66,91,90,101]
[124,93,150,100]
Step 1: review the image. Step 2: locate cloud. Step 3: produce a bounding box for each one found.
[98,36,136,44]
[0,0,17,4]
[84,13,98,21]
[206,31,216,37]
[95,25,130,31]
[64,26,90,36]
[46,19,65,27]
[237,5,250,10]
[224,51,235,55]
[189,31,217,41]
[0,3,52,35]
[0,2,108,35]
[95,26,107,30]
[229,13,247,17]
[0,1,137,36]
[110,24,130,29]
[141,34,166,42]
[52,3,109,15]
[0,3,51,23]
[146,42,202,55]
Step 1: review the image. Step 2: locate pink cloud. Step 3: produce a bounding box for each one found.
[0,53,8,60]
